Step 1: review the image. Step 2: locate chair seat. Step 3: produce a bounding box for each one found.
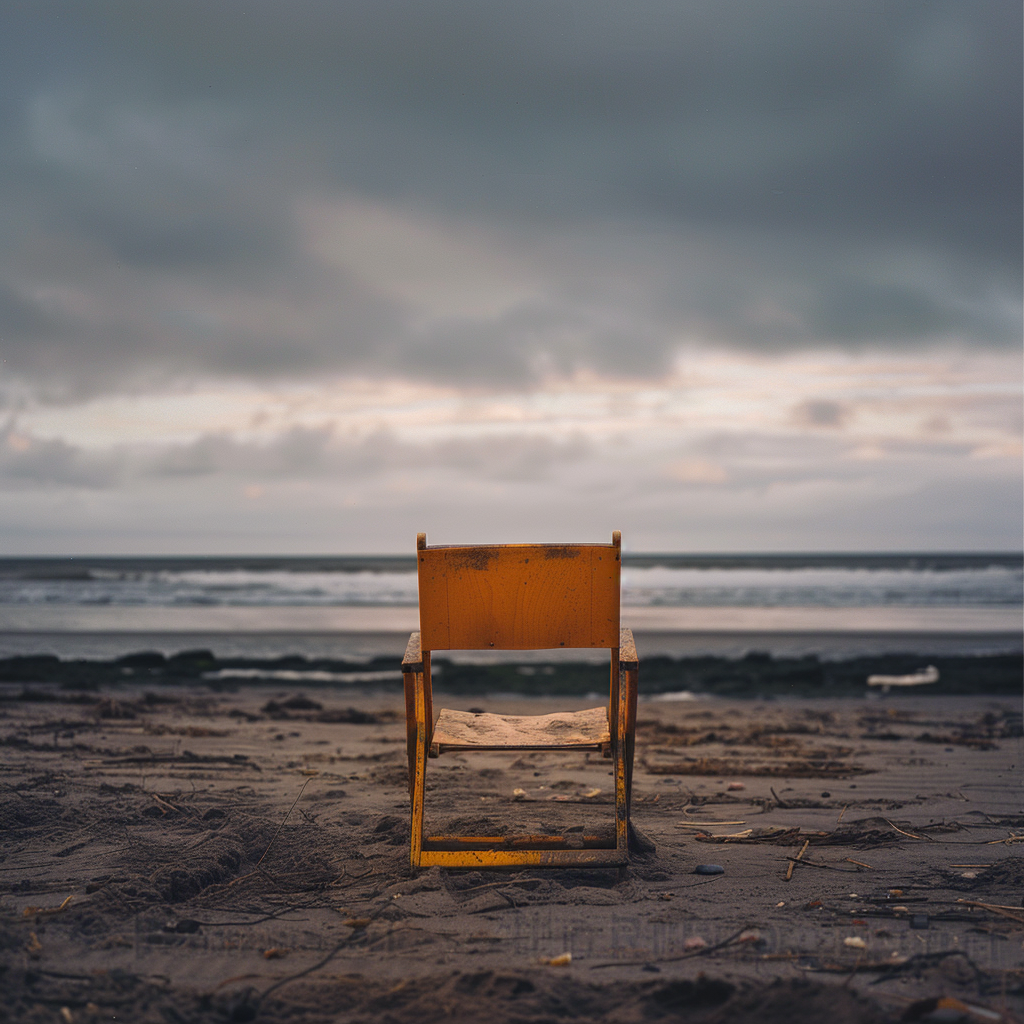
[430,706,610,756]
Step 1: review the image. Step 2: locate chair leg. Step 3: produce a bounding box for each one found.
[409,677,428,871]
[614,691,629,854]
[623,663,638,819]
[403,670,417,800]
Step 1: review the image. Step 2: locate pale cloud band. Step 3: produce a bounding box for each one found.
[3,350,1019,552]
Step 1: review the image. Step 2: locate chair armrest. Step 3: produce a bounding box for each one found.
[619,627,638,669]
[402,631,423,673]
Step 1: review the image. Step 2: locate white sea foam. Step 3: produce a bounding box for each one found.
[0,558,1019,609]
[620,565,1022,608]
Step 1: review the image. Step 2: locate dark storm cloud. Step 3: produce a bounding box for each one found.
[0,0,1019,394]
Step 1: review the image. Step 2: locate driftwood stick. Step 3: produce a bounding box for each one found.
[782,856,857,873]
[676,820,746,828]
[884,818,930,841]
[785,839,810,882]
[955,899,1024,924]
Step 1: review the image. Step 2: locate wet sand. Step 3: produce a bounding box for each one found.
[1,684,1021,1022]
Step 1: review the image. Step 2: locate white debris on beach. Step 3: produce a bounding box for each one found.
[866,665,939,691]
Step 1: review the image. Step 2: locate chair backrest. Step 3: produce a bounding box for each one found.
[416,533,621,651]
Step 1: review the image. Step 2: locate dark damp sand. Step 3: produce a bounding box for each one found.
[1,685,1020,1023]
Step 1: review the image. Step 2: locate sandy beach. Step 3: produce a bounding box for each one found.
[1,679,1021,1023]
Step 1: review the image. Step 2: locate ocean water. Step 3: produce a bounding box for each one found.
[0,553,1019,661]
[0,553,1020,609]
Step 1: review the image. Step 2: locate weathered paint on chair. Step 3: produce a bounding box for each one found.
[417,541,620,650]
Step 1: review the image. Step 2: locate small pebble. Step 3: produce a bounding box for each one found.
[727,781,745,791]
[820,791,831,798]
[683,936,707,950]
[642,963,661,973]
[843,936,867,950]
[910,915,929,930]
[961,871,977,879]
[694,864,725,875]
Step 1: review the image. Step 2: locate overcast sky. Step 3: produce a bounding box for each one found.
[0,0,1020,553]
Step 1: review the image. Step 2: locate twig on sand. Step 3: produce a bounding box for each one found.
[676,820,746,828]
[590,926,754,969]
[985,832,1024,846]
[865,951,988,989]
[255,898,391,1006]
[955,899,1024,924]
[786,839,810,881]
[186,908,314,928]
[782,856,858,873]
[146,792,183,816]
[256,777,315,869]
[884,819,931,841]
[199,777,318,901]
[806,950,988,989]
[22,894,74,918]
[447,877,546,894]
[844,858,874,869]
[201,870,261,898]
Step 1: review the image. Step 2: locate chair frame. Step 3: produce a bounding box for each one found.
[402,531,638,870]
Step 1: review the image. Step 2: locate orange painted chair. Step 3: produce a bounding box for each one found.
[402,531,638,870]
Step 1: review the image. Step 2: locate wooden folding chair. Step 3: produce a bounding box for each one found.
[402,531,638,870]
